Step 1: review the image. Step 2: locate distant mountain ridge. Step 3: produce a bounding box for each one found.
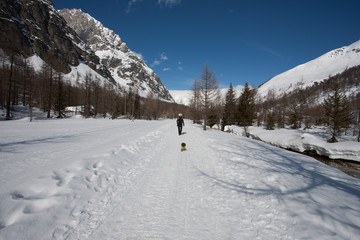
[172,40,360,105]
[0,0,173,101]
[59,8,174,101]
[170,85,244,106]
[257,40,360,98]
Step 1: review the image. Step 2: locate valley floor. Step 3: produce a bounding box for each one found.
[0,118,360,239]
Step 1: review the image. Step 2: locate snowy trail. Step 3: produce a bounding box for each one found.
[89,121,230,239]
[90,124,190,239]
[1,118,360,239]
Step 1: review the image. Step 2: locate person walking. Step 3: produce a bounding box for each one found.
[177,113,184,135]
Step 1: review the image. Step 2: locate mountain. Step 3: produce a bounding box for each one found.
[170,85,244,106]
[58,8,174,101]
[0,0,173,102]
[257,40,360,98]
[0,0,113,81]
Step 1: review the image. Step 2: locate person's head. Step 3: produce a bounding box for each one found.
[178,113,183,118]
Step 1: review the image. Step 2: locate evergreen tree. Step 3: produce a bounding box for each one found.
[266,112,275,130]
[221,83,236,131]
[323,81,353,142]
[236,82,256,126]
[288,104,301,129]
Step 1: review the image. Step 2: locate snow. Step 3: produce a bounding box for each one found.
[58,9,169,100]
[226,125,360,162]
[169,90,193,105]
[27,54,44,72]
[64,61,109,85]
[1,118,360,239]
[257,40,360,98]
[169,85,244,106]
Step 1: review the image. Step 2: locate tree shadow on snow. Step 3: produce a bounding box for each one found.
[0,134,75,153]
[192,137,360,232]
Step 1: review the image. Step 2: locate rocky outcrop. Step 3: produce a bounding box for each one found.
[59,8,174,101]
[0,0,114,81]
[0,0,173,101]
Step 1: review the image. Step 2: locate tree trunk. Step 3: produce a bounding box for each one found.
[6,56,14,119]
[47,68,53,118]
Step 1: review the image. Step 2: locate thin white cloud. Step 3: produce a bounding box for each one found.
[126,0,143,13]
[133,51,144,60]
[160,52,168,60]
[163,67,171,71]
[177,61,183,71]
[260,46,283,58]
[128,0,181,13]
[151,59,161,67]
[158,0,181,7]
[249,42,284,59]
[151,52,168,67]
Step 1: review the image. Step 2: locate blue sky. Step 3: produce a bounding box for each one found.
[52,0,360,90]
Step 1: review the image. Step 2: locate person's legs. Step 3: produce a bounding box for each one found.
[178,126,182,135]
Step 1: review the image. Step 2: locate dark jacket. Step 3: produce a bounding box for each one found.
[177,117,184,127]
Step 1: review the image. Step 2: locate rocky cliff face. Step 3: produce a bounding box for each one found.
[0,0,113,81]
[59,8,174,101]
[0,0,174,101]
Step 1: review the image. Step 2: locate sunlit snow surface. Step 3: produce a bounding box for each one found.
[257,40,360,98]
[0,118,359,239]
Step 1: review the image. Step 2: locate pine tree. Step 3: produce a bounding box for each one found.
[221,83,236,131]
[323,81,353,142]
[236,82,256,126]
[288,104,301,129]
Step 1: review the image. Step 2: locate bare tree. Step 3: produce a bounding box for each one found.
[83,73,92,118]
[190,79,202,124]
[54,72,66,118]
[198,64,219,130]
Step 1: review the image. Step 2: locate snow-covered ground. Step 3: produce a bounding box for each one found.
[224,125,360,162]
[1,118,360,239]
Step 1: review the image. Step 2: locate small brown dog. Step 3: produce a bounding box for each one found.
[181,142,186,152]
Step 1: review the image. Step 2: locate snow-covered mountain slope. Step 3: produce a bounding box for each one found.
[27,54,111,87]
[169,90,193,105]
[59,9,174,101]
[170,85,244,105]
[0,118,359,239]
[257,40,360,98]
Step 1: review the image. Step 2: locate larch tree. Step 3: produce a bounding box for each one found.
[190,79,202,124]
[198,64,219,130]
[323,81,353,143]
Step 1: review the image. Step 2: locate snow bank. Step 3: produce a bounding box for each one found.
[227,126,360,162]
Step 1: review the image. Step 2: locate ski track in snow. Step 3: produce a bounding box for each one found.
[0,119,360,239]
[56,126,168,239]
